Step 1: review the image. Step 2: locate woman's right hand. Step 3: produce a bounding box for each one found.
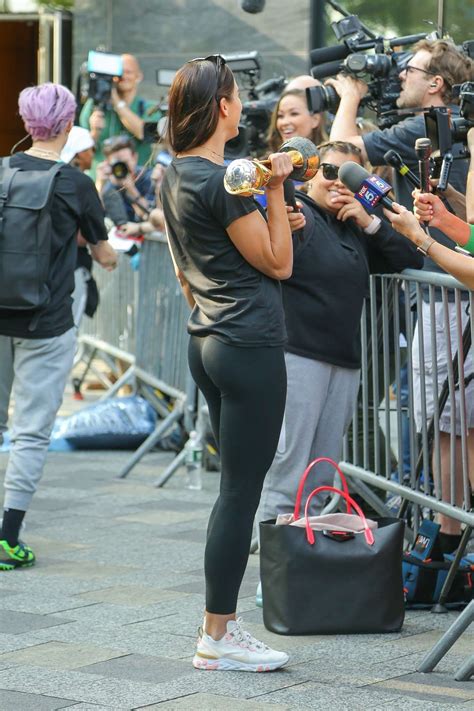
[412,190,448,228]
[266,152,294,190]
[383,202,423,243]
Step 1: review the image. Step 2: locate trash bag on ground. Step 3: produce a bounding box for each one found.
[54,396,157,450]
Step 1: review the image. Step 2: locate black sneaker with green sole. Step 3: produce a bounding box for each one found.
[0,540,35,570]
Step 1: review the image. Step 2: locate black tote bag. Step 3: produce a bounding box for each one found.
[260,460,405,635]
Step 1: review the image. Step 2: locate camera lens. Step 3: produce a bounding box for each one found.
[111,160,129,180]
[306,85,340,114]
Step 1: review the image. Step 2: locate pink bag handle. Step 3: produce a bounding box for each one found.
[293,457,354,520]
[304,485,375,547]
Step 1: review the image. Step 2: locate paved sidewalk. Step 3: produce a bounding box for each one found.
[0,402,473,709]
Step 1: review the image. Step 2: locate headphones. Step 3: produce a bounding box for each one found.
[430,82,437,88]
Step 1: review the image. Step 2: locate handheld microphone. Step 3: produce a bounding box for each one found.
[338,162,394,210]
[414,137,432,193]
[383,150,419,189]
[309,44,351,66]
[240,0,265,13]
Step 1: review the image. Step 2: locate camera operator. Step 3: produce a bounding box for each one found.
[328,39,473,210]
[329,39,474,554]
[79,54,159,178]
[100,135,155,230]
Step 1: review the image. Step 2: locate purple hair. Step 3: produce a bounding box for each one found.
[18,83,76,141]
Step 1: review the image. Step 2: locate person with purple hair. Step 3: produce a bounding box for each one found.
[0,83,117,570]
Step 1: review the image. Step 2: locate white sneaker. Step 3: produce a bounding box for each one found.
[192,617,289,672]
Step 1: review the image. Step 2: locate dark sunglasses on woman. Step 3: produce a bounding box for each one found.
[320,163,340,181]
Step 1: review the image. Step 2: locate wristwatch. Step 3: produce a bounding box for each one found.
[116,100,127,110]
[416,236,435,256]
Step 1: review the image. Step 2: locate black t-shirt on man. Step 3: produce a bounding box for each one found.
[0,153,108,339]
[161,156,286,347]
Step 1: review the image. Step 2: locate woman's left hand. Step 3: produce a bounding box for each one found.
[335,193,372,230]
[286,204,306,232]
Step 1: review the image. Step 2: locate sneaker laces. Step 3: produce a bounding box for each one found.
[230,618,268,651]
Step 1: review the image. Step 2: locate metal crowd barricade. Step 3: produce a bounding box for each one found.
[340,269,473,607]
[117,233,197,482]
[75,251,139,392]
[75,235,196,483]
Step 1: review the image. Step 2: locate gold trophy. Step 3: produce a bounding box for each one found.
[224,136,320,196]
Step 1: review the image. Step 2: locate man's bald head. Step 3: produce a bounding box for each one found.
[121,54,142,76]
[285,75,322,91]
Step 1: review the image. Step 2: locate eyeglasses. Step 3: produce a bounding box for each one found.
[320,163,340,181]
[189,54,227,102]
[404,64,435,78]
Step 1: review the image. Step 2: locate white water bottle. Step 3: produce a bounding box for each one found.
[184,430,203,490]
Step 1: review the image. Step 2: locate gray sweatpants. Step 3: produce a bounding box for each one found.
[257,351,360,525]
[0,328,76,511]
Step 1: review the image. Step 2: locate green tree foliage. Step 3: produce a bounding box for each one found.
[37,0,74,9]
[330,1,474,44]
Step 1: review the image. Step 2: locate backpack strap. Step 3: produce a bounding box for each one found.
[0,158,19,236]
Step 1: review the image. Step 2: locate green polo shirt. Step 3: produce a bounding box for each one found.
[79,96,160,177]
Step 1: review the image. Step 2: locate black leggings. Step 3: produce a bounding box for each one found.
[188,335,286,614]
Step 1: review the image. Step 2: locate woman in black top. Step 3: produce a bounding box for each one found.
[161,55,293,672]
[257,141,423,527]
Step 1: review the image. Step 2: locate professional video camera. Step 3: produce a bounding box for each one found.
[79,50,124,110]
[425,82,474,154]
[222,52,286,158]
[307,2,431,127]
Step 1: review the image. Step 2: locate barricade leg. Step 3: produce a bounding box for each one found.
[101,365,136,400]
[454,654,474,681]
[418,600,474,675]
[154,448,186,487]
[432,524,473,614]
[118,401,184,479]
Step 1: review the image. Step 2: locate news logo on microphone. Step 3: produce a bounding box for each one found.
[355,175,392,210]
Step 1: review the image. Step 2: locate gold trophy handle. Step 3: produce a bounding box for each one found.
[260,150,304,170]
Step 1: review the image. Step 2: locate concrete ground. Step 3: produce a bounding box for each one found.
[0,388,473,710]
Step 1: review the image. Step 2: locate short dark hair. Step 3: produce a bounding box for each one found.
[413,39,474,104]
[317,140,363,163]
[103,134,136,156]
[167,58,235,153]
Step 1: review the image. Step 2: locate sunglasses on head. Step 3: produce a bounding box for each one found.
[189,54,227,102]
[320,163,340,181]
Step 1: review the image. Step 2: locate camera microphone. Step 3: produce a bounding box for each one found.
[383,150,420,189]
[310,60,344,80]
[240,0,265,13]
[309,44,351,66]
[414,137,432,193]
[338,162,394,210]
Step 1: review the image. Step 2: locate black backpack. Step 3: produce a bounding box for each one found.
[0,156,63,313]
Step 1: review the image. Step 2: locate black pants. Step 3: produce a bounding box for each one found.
[188,335,286,614]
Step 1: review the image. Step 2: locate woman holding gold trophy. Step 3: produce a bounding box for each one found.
[161,55,294,672]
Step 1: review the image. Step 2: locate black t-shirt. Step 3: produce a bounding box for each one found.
[282,194,423,369]
[161,157,286,347]
[363,111,468,277]
[0,153,108,338]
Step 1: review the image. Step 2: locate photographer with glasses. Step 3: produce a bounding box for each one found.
[328,39,474,554]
